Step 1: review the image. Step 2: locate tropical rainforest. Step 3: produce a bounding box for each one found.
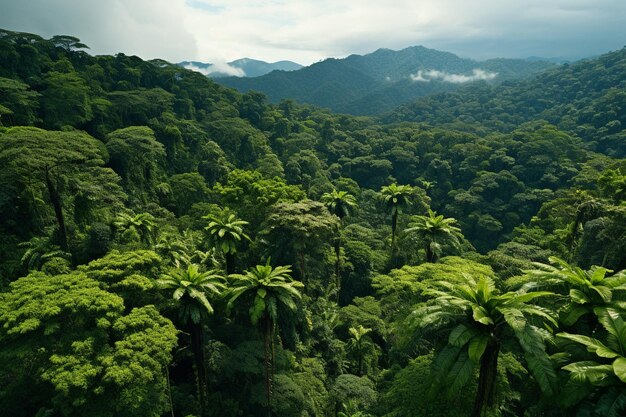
[0,28,626,417]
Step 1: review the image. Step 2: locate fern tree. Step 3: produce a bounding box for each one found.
[347,325,374,376]
[524,257,626,327]
[405,209,464,263]
[380,183,412,247]
[227,261,304,415]
[321,189,357,296]
[158,263,225,415]
[412,274,557,417]
[114,212,157,247]
[557,308,626,417]
[203,213,250,274]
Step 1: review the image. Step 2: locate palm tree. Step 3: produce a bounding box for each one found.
[203,213,250,274]
[380,183,412,247]
[524,257,626,327]
[557,308,626,417]
[405,209,464,262]
[227,261,304,415]
[413,274,556,417]
[322,189,357,221]
[346,325,373,376]
[114,212,157,246]
[321,189,357,296]
[157,262,225,415]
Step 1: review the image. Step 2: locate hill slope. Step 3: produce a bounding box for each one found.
[217,45,555,115]
[383,47,626,157]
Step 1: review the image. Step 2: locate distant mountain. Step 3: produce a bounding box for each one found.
[215,45,556,115]
[178,58,302,78]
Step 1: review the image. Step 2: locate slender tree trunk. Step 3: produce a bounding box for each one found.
[426,243,433,263]
[44,166,69,252]
[225,252,235,275]
[391,210,398,247]
[263,315,274,417]
[334,237,341,299]
[190,323,207,416]
[357,343,363,376]
[298,251,307,287]
[472,340,500,417]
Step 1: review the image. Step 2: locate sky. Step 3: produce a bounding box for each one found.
[1,0,625,66]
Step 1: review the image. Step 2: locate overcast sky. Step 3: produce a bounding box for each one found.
[1,0,625,65]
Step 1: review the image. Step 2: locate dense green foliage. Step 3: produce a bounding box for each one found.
[385,48,626,157]
[1,28,625,417]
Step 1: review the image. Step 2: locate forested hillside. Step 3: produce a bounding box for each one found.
[385,48,626,157]
[1,28,625,417]
[217,45,554,115]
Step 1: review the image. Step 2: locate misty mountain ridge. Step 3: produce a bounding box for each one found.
[215,45,557,115]
[178,58,302,78]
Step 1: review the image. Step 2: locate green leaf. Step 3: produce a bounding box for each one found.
[591,285,613,303]
[472,306,494,325]
[468,335,489,362]
[173,287,185,300]
[563,361,612,384]
[525,352,556,396]
[612,357,626,383]
[249,296,266,325]
[569,288,590,304]
[558,332,619,358]
[446,351,475,395]
[560,304,589,326]
[597,389,626,417]
[448,324,476,347]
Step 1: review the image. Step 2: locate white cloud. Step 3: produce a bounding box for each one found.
[183,62,245,77]
[410,68,498,83]
[0,0,624,64]
[0,0,197,62]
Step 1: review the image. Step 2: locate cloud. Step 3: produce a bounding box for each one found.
[183,62,245,77]
[0,0,197,62]
[410,68,498,83]
[0,0,625,64]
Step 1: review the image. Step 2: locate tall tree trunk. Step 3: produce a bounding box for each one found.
[263,315,274,417]
[426,243,433,263]
[357,343,363,376]
[225,252,235,275]
[472,340,500,417]
[334,237,341,300]
[44,166,69,252]
[298,251,307,287]
[391,210,398,247]
[190,322,207,416]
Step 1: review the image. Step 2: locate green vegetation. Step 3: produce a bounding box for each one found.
[0,28,625,417]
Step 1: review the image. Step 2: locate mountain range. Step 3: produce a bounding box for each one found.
[178,58,302,78]
[214,45,556,115]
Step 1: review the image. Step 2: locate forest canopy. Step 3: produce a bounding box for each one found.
[0,28,625,417]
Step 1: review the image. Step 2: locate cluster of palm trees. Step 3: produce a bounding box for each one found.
[413,257,626,417]
[159,258,303,416]
[157,212,303,417]
[115,184,477,416]
[322,183,466,266]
